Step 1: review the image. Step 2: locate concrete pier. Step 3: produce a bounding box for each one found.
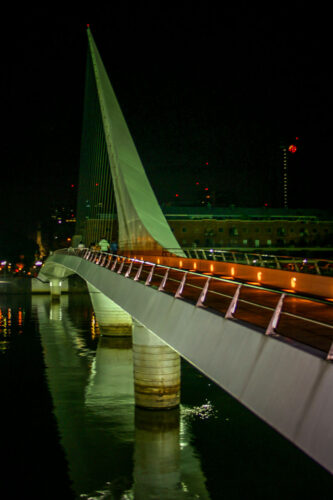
[87,283,132,335]
[132,322,180,409]
[50,278,62,301]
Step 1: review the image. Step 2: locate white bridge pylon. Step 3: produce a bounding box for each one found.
[87,28,184,256]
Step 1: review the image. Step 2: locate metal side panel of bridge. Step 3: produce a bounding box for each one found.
[42,253,333,474]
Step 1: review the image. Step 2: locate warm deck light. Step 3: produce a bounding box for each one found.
[231,267,235,276]
[210,264,214,272]
[257,271,262,281]
[291,277,297,288]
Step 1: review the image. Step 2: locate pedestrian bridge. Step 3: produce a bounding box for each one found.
[40,248,333,474]
[40,26,333,474]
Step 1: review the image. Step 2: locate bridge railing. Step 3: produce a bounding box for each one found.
[55,247,333,360]
[164,247,333,276]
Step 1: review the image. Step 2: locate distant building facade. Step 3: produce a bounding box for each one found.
[163,207,333,249]
[72,207,333,251]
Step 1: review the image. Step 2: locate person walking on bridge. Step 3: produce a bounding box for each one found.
[98,237,110,252]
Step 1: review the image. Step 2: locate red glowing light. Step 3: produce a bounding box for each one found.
[95,183,99,186]
[175,194,179,197]
[204,187,209,191]
[288,144,297,153]
[196,182,199,185]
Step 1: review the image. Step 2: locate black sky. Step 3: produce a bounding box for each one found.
[1,6,332,243]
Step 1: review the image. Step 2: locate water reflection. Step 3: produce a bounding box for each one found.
[33,294,210,499]
[134,408,209,499]
[0,296,27,352]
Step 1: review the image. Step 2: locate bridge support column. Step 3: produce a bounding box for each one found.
[50,279,62,301]
[132,322,180,409]
[87,283,132,335]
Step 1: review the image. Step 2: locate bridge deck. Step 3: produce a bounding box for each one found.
[68,249,333,357]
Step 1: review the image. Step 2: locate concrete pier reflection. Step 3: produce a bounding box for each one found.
[133,407,210,499]
[85,335,134,420]
[134,408,181,498]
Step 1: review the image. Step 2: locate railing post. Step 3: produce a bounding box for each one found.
[125,260,134,277]
[134,262,144,281]
[158,268,169,291]
[196,277,211,307]
[175,272,187,298]
[293,258,300,272]
[225,284,242,319]
[326,341,333,361]
[145,264,156,285]
[111,258,118,271]
[314,261,321,275]
[274,256,281,269]
[117,259,125,274]
[265,293,285,336]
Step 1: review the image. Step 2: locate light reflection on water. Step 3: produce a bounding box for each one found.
[34,294,211,499]
[0,302,25,352]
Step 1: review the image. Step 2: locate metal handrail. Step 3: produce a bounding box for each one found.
[164,247,333,276]
[54,248,333,359]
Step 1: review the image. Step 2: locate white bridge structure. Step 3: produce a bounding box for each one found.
[40,27,333,475]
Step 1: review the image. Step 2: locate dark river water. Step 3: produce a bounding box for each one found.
[1,290,332,499]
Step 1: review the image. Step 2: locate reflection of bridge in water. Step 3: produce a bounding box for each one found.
[36,294,210,498]
[41,26,333,475]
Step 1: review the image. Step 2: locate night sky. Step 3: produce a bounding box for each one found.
[1,7,331,252]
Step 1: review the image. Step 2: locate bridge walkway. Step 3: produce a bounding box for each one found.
[68,249,333,357]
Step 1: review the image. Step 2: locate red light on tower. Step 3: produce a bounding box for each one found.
[288,144,297,153]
